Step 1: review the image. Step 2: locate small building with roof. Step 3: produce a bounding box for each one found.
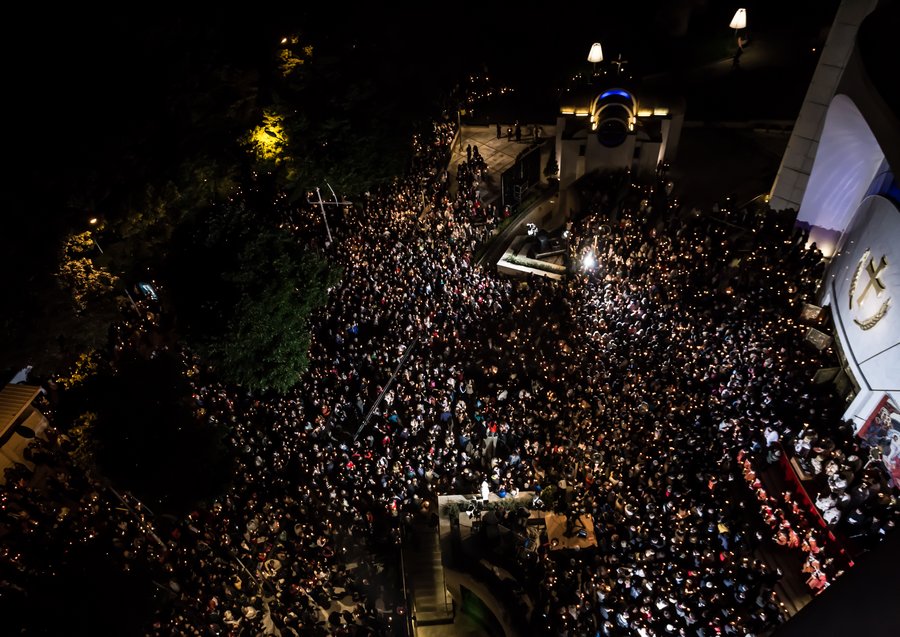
[554,81,685,192]
[0,383,48,482]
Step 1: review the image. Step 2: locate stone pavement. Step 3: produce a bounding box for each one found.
[449,123,556,204]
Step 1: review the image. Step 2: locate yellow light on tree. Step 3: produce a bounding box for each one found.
[247,110,288,164]
[278,34,313,77]
[57,231,118,310]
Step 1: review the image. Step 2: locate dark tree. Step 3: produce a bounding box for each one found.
[169,202,339,393]
[59,351,233,514]
[259,30,439,197]
[0,539,158,636]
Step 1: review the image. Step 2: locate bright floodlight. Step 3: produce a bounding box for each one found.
[582,251,597,270]
[729,8,747,30]
[587,43,604,64]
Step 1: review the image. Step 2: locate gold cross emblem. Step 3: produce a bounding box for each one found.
[849,250,891,330]
[857,254,888,306]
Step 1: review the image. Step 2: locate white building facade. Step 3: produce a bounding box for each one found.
[769,0,900,426]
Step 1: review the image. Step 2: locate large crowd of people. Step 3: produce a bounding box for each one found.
[1,118,898,637]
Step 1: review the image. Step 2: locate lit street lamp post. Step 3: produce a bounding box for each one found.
[729,8,748,68]
[729,8,747,36]
[88,216,104,253]
[312,186,333,245]
[587,42,604,76]
[307,181,353,246]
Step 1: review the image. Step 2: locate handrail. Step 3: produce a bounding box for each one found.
[354,335,419,441]
[398,524,414,636]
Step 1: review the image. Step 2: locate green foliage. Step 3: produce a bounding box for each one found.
[443,501,462,520]
[214,250,336,393]
[502,253,567,274]
[106,161,241,283]
[56,231,119,311]
[170,202,339,393]
[68,411,98,470]
[55,349,103,390]
[544,149,559,179]
[178,156,239,205]
[115,183,181,241]
[243,109,289,167]
[539,484,557,509]
[488,498,529,513]
[250,35,422,197]
[278,36,314,78]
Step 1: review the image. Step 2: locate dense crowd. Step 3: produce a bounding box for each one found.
[1,118,898,637]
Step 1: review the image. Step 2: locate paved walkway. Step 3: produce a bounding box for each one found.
[447,123,563,274]
[449,124,555,204]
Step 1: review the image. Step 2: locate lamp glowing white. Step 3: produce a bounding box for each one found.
[582,251,597,270]
[729,8,747,30]
[587,42,604,76]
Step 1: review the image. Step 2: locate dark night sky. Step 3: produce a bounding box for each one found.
[1,1,839,221]
[7,3,838,121]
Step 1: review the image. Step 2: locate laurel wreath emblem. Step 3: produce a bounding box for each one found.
[849,250,867,310]
[854,298,890,330]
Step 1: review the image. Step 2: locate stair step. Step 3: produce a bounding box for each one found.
[404,518,456,628]
[415,611,456,626]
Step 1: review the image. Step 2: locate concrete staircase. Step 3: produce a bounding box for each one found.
[403,521,455,626]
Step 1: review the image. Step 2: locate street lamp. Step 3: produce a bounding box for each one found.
[309,187,333,245]
[729,8,747,68]
[587,42,604,76]
[729,8,747,34]
[87,216,104,253]
[307,181,353,247]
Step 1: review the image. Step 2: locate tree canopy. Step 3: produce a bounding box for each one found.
[57,351,233,514]
[1,15,435,378]
[169,201,339,393]
[243,32,430,197]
